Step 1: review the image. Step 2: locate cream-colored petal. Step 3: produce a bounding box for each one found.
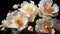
[22,15,28,25]
[38,1,43,8]
[2,20,18,28]
[18,25,26,31]
[51,13,58,17]
[43,15,52,19]
[28,26,33,31]
[2,19,10,26]
[26,14,30,17]
[49,19,55,28]
[6,12,13,22]
[48,29,55,34]
[28,8,38,22]
[52,4,59,13]
[39,11,43,17]
[51,29,55,34]
[35,25,40,32]
[42,0,52,2]
[44,0,53,6]
[18,8,26,13]
[39,0,53,6]
[1,27,5,31]
[11,10,19,16]
[13,4,18,9]
[0,25,3,28]
[28,14,36,22]
[39,29,49,33]
[8,23,18,28]
[30,1,34,4]
[21,1,28,7]
[36,19,40,24]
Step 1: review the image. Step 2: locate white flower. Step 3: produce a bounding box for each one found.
[28,26,33,31]
[18,1,38,22]
[2,10,28,31]
[35,19,55,33]
[38,0,59,19]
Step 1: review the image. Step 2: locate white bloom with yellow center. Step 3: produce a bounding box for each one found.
[35,19,55,33]
[18,1,38,22]
[38,0,59,19]
[2,10,28,31]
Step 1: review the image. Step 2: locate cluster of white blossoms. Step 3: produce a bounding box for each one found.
[0,0,60,34]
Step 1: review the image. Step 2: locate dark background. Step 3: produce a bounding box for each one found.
[0,0,60,34]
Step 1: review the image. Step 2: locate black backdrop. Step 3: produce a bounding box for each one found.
[0,0,60,34]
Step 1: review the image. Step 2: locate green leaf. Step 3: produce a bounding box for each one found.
[11,28,20,34]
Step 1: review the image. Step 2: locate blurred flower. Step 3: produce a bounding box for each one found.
[35,19,55,33]
[38,0,59,19]
[0,0,59,34]
[28,26,33,32]
[18,1,38,22]
[1,10,28,31]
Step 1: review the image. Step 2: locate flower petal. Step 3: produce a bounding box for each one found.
[52,4,59,13]
[28,26,33,31]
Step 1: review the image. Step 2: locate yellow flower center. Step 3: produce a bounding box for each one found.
[14,15,22,25]
[41,22,50,31]
[43,5,52,13]
[24,6,33,13]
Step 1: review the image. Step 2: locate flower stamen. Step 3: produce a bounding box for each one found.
[43,5,52,13]
[14,15,22,25]
[41,22,50,31]
[24,6,33,13]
